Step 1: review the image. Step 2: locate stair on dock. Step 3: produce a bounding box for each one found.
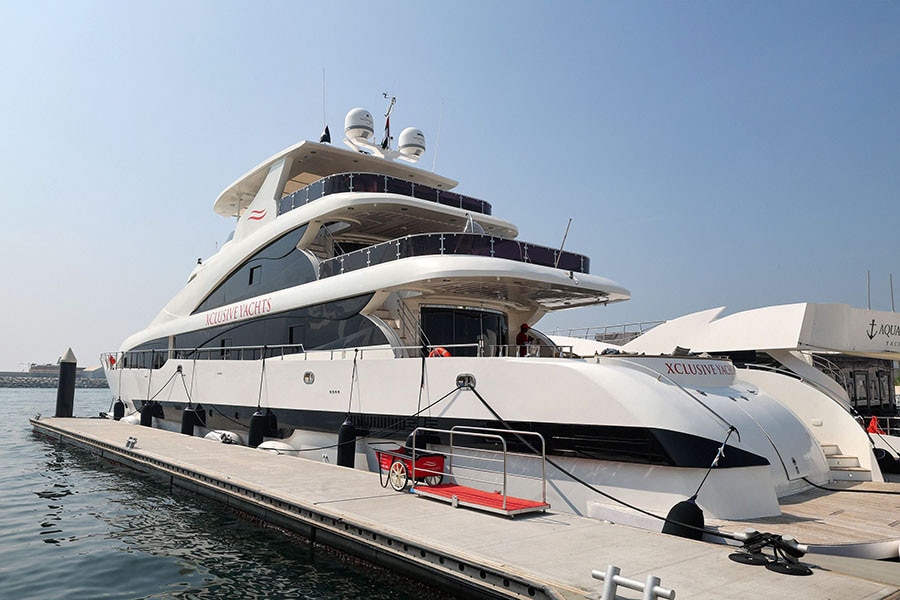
[821,443,872,482]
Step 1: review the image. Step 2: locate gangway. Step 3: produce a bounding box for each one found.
[373,426,550,517]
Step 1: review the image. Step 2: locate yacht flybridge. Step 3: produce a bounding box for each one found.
[105,101,842,528]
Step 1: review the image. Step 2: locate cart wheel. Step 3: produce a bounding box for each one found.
[424,474,443,486]
[388,460,408,491]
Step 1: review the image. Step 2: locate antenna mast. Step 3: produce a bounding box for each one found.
[555,218,573,268]
[432,102,444,172]
[891,273,895,312]
[381,93,396,150]
[867,270,871,310]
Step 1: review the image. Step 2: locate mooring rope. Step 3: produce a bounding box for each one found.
[461,384,740,542]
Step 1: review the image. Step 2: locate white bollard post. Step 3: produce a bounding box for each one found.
[592,565,675,600]
[602,564,620,600]
[643,575,661,600]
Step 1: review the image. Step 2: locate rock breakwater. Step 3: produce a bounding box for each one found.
[0,375,108,389]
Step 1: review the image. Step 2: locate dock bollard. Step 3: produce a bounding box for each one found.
[54,348,77,418]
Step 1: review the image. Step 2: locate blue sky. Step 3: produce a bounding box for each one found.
[1,1,897,370]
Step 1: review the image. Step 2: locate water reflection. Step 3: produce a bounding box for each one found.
[17,432,457,600]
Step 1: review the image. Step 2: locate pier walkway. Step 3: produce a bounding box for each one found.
[31,417,900,600]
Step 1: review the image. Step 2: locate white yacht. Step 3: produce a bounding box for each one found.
[554,303,900,558]
[104,102,836,525]
[586,302,900,482]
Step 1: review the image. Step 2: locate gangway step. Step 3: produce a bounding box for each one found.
[829,466,873,482]
[413,483,550,517]
[827,454,861,468]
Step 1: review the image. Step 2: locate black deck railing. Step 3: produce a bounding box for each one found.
[277,172,492,216]
[318,232,590,278]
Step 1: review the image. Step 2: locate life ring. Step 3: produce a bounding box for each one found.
[428,347,451,358]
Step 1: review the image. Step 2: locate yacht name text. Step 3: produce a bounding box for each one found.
[665,362,736,376]
[206,298,273,326]
[866,319,900,345]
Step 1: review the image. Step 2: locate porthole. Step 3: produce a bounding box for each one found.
[456,373,476,389]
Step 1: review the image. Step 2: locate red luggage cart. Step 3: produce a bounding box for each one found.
[371,443,445,491]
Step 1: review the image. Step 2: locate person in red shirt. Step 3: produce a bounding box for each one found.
[516,323,532,357]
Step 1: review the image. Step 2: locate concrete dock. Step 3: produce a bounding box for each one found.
[31,417,900,600]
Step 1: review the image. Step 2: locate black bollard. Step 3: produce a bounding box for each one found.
[54,348,77,418]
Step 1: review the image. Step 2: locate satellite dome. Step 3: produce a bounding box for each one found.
[398,127,426,159]
[344,108,374,142]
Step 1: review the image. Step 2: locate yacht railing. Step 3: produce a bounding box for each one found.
[739,360,863,416]
[418,342,574,358]
[106,341,576,370]
[550,321,663,345]
[107,344,306,370]
[812,354,848,390]
[872,416,900,436]
[277,172,492,216]
[318,232,590,278]
[395,297,420,348]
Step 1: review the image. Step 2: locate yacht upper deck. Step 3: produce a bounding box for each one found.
[214,141,464,218]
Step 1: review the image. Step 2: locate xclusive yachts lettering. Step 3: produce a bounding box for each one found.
[665,361,736,376]
[205,298,273,326]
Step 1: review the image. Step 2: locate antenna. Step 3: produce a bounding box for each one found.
[322,67,327,129]
[432,102,444,172]
[381,93,396,150]
[867,270,871,310]
[555,218,573,268]
[888,273,896,312]
[317,68,331,143]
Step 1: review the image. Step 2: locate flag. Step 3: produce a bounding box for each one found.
[319,125,331,144]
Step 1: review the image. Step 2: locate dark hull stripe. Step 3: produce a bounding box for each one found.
[149,401,769,469]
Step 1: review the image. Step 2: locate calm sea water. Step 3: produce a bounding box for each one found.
[0,388,455,600]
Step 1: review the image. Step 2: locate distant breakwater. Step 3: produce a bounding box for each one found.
[0,376,108,389]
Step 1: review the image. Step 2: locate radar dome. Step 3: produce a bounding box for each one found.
[398,127,426,159]
[344,108,374,142]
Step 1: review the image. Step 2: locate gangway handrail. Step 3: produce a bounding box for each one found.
[449,425,547,504]
[408,426,549,513]
[414,427,509,511]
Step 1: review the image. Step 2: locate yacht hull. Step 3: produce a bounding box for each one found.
[106,352,830,520]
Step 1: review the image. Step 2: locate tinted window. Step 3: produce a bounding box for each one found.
[420,307,508,357]
[124,338,168,369]
[194,225,313,314]
[175,294,386,357]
